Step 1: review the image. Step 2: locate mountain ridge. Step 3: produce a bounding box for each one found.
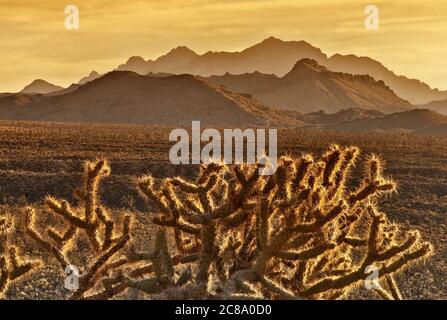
[208,59,412,114]
[114,37,446,105]
[20,79,64,94]
[323,108,447,132]
[0,71,303,127]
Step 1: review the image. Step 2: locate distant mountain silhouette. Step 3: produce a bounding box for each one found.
[78,71,102,85]
[303,107,385,125]
[325,108,447,132]
[117,37,326,77]
[209,59,412,113]
[323,54,447,105]
[0,71,302,126]
[415,123,447,135]
[419,99,447,115]
[115,37,446,105]
[20,79,63,94]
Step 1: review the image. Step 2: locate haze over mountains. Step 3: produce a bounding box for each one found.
[208,59,412,113]
[325,109,447,134]
[420,99,447,115]
[13,37,446,108]
[2,37,447,134]
[20,79,64,94]
[1,72,302,127]
[1,68,446,135]
[115,37,447,105]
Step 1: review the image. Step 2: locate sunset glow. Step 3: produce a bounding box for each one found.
[1,0,446,92]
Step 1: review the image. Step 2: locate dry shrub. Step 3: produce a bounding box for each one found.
[20,145,432,299]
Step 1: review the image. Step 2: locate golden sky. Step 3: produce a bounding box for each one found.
[1,0,446,92]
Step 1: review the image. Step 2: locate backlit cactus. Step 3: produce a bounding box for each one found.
[115,144,432,299]
[20,145,433,299]
[25,160,132,299]
[0,216,36,297]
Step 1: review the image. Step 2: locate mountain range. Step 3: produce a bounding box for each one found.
[3,37,447,134]
[1,68,446,135]
[0,59,414,124]
[419,99,447,115]
[324,108,447,135]
[208,59,412,113]
[0,72,302,127]
[114,37,447,105]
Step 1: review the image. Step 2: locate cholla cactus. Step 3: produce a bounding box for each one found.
[113,144,432,300]
[0,216,35,297]
[25,160,133,299]
[19,146,433,300]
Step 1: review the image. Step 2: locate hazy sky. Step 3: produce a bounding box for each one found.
[1,0,446,92]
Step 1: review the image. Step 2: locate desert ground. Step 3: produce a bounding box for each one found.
[0,120,445,299]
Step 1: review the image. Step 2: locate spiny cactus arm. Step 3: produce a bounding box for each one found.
[97,227,192,298]
[258,276,296,299]
[321,145,343,188]
[299,219,432,298]
[0,257,8,294]
[43,160,115,252]
[170,177,202,194]
[256,198,271,251]
[71,215,132,300]
[367,154,383,181]
[196,223,217,282]
[83,160,110,224]
[138,176,202,235]
[110,253,200,298]
[0,218,37,296]
[198,162,226,183]
[6,247,34,281]
[373,286,394,300]
[45,199,100,251]
[223,205,256,229]
[277,242,336,260]
[379,243,432,275]
[138,176,172,214]
[375,231,419,261]
[151,228,175,280]
[290,200,347,233]
[384,274,402,300]
[0,220,9,293]
[206,166,260,221]
[347,166,396,206]
[95,207,115,251]
[348,180,395,206]
[44,197,89,229]
[326,146,359,200]
[343,237,367,247]
[153,215,200,235]
[25,208,69,268]
[47,226,76,247]
[290,155,313,191]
